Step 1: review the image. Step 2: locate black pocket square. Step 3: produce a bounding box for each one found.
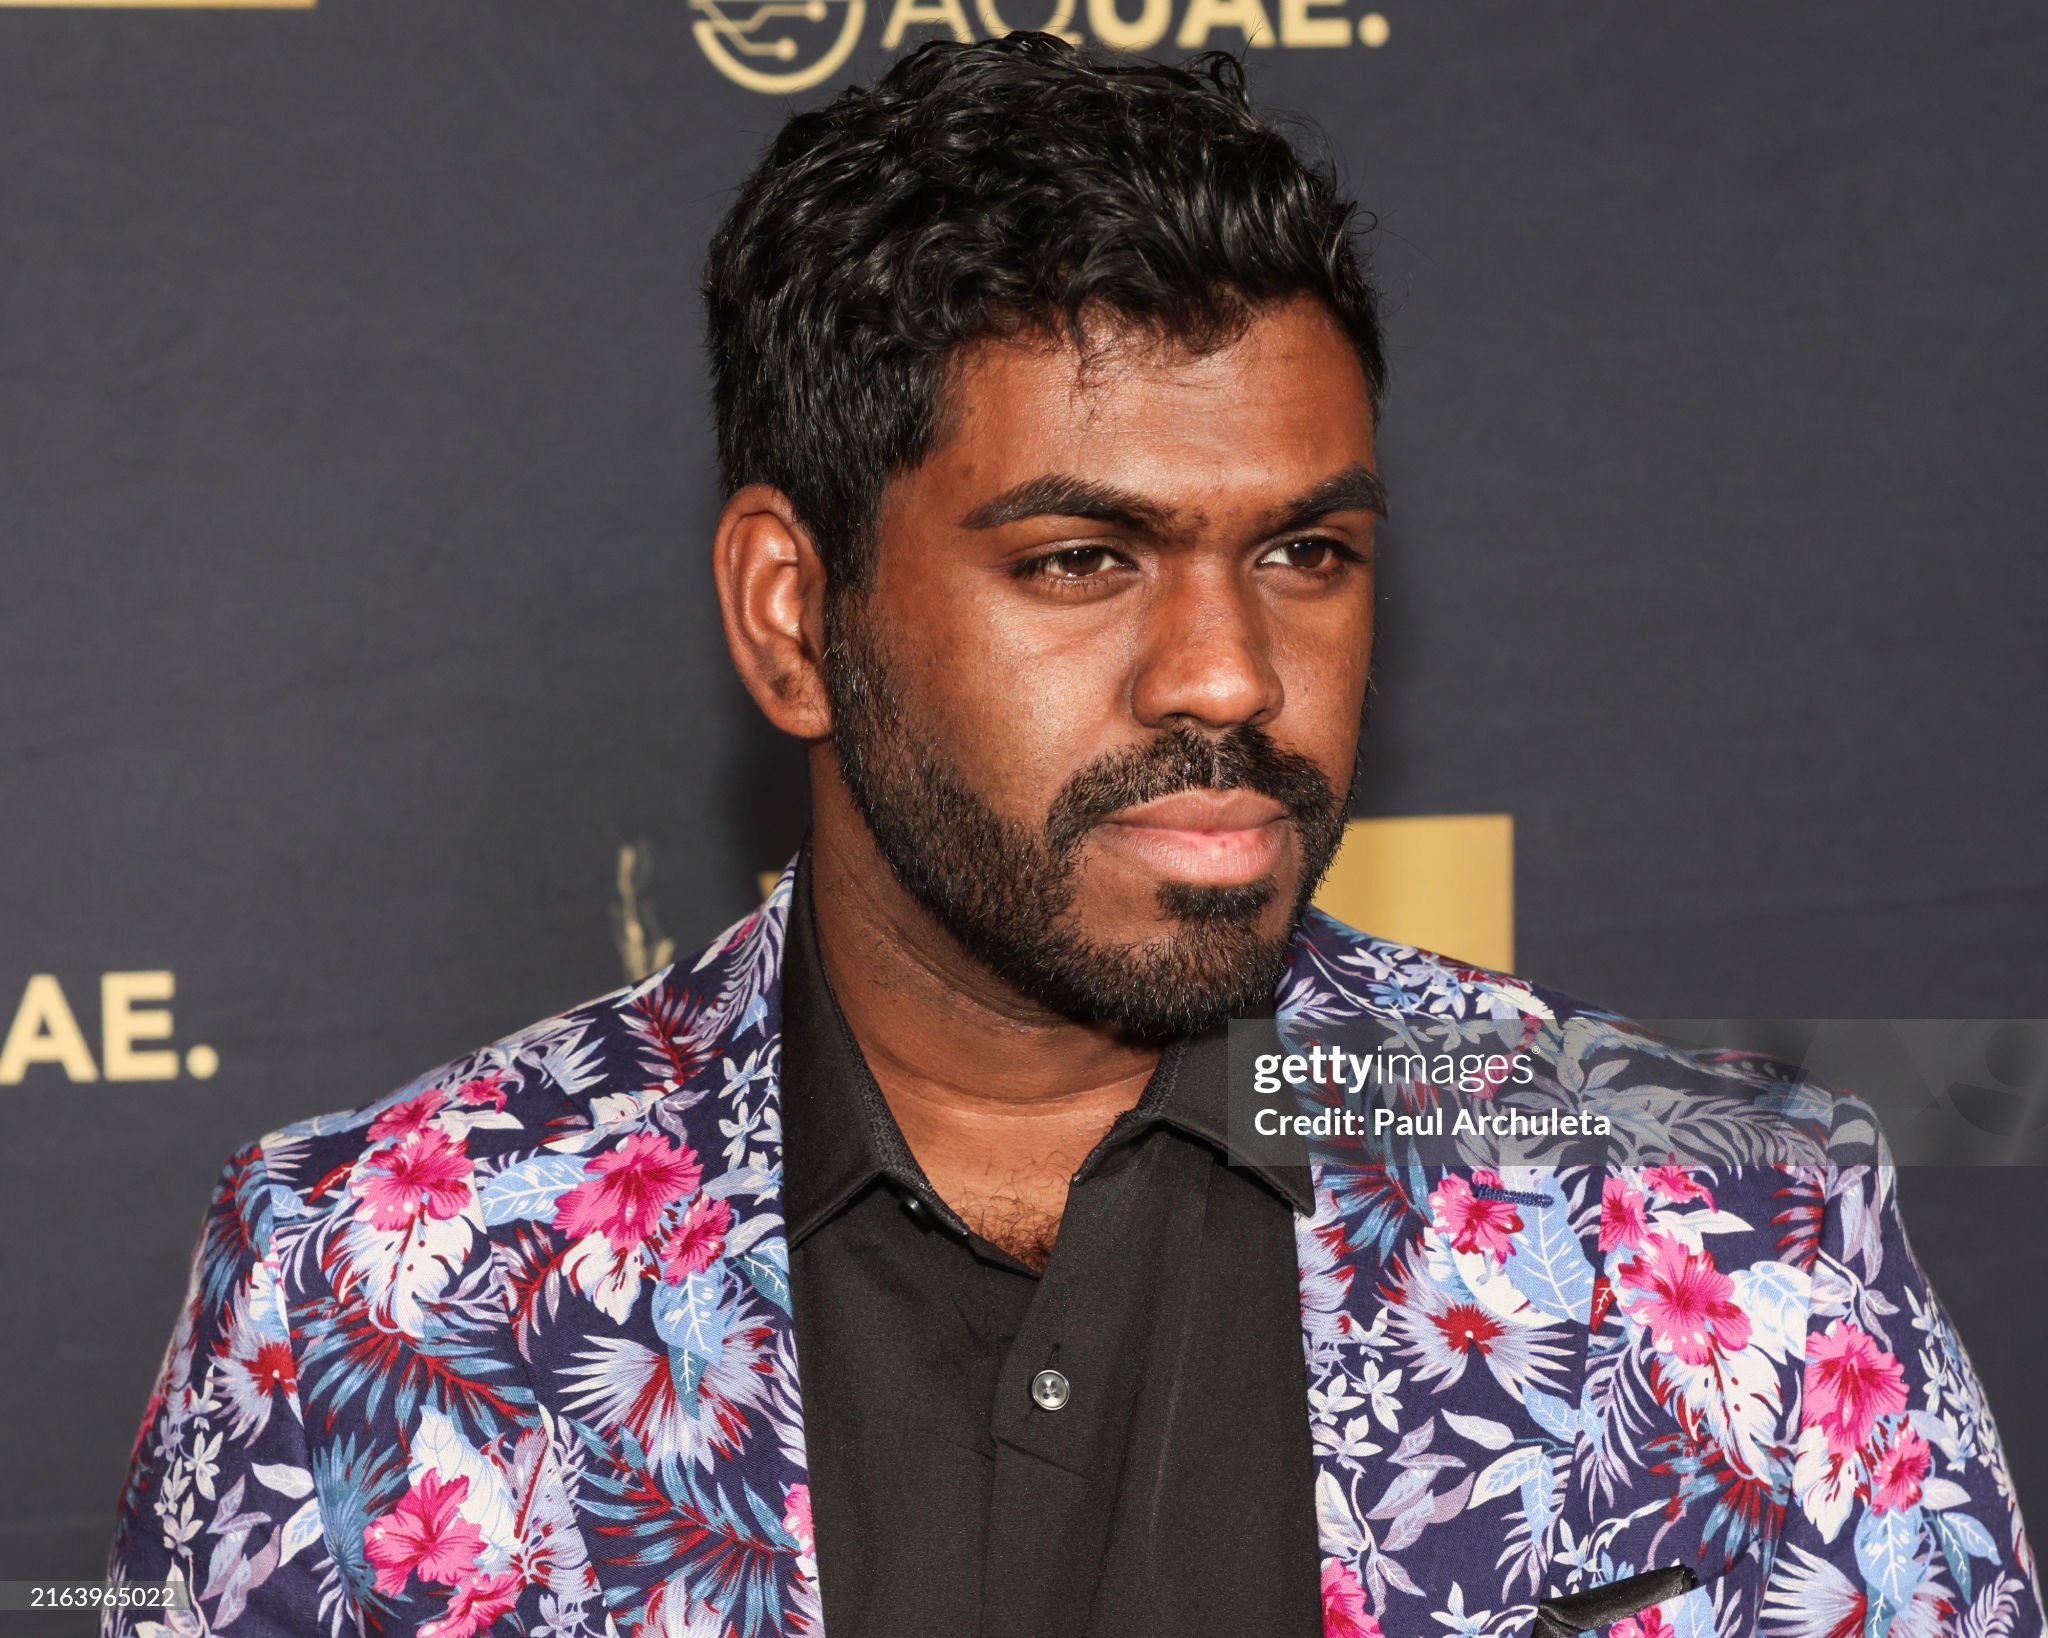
[1527,1565,1702,1638]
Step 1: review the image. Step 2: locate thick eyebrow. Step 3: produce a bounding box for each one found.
[958,474,1174,534]
[957,463,1388,537]
[1263,463,1389,533]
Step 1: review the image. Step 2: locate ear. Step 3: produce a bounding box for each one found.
[712,484,833,740]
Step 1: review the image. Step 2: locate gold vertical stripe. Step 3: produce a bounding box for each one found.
[1313,814,1515,971]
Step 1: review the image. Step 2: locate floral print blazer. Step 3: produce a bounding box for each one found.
[105,862,2043,1638]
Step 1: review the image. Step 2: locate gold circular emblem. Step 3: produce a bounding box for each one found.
[691,0,868,93]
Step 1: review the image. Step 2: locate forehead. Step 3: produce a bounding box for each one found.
[914,296,1376,518]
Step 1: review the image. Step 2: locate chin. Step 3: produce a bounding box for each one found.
[1082,839,1300,919]
[1063,872,1303,973]
[996,873,1301,1038]
[1156,870,1291,925]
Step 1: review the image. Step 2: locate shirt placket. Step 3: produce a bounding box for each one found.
[976,1130,1215,1638]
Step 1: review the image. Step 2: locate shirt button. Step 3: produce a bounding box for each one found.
[1030,1368,1071,1412]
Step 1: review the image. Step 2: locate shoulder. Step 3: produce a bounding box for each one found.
[1285,905,1571,1024]
[1288,907,1879,1173]
[224,882,796,1215]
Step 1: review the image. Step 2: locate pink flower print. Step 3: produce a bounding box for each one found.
[1430,1171,1522,1259]
[1804,1320,1910,1459]
[1321,1559,1383,1638]
[451,1072,510,1110]
[364,1471,484,1595]
[1599,1177,1649,1253]
[1644,1164,1712,1207]
[369,1087,447,1143]
[420,1570,522,1638]
[554,1132,704,1252]
[1616,1234,1751,1364]
[352,1128,474,1232]
[1610,1608,1673,1638]
[1870,1421,1932,1513]
[660,1195,735,1282]
[783,1483,815,1556]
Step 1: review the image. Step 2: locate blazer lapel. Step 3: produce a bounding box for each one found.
[1278,913,1592,1631]
[478,866,821,1638]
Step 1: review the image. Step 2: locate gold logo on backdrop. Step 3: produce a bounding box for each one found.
[614,842,679,983]
[691,0,868,93]
[0,972,218,1085]
[688,0,1388,92]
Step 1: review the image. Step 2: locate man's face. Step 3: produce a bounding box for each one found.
[826,294,1381,1037]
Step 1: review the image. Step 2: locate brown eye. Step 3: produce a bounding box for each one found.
[1258,538,1355,572]
[1033,547,1121,580]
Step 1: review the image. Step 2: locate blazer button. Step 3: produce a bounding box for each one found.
[1030,1369,1071,1412]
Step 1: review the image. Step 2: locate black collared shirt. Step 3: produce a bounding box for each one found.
[781,854,1325,1638]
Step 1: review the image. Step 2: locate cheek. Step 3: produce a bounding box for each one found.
[890,592,1134,813]
[1271,601,1374,768]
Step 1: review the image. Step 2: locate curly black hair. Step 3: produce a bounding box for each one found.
[702,32,1383,589]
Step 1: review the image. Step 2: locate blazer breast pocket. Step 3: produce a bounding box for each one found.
[1530,1544,1768,1638]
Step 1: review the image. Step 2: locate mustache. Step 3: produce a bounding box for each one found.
[1043,724,1342,859]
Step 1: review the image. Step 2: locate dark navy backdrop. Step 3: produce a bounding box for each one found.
[3,0,2043,1588]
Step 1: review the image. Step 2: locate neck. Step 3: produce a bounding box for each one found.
[805,772,1160,1265]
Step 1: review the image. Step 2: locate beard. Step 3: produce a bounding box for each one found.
[822,590,1357,1040]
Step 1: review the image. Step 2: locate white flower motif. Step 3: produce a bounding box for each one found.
[1357,1360,1405,1430]
[1431,1581,1495,1638]
[163,1492,201,1550]
[1313,1413,1384,1465]
[187,1430,223,1502]
[1307,1380,1366,1423]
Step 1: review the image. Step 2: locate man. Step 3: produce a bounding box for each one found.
[106,34,2038,1638]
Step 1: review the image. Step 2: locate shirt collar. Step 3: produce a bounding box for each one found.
[778,844,1315,1249]
[1147,1022,1315,1215]
[778,846,940,1245]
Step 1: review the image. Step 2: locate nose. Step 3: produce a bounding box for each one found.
[1127,564,1284,733]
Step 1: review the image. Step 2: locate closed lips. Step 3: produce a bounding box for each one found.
[1098,791,1288,883]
